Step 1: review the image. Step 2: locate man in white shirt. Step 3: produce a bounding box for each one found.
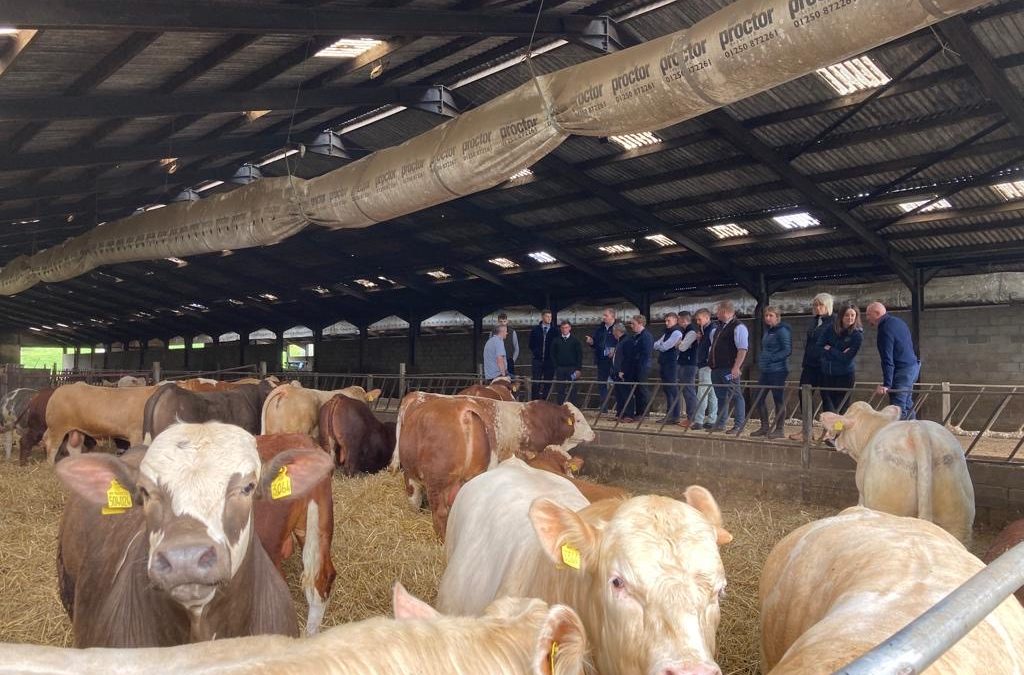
[483,324,508,381]
[653,312,684,424]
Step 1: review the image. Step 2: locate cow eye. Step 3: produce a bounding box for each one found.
[138,486,150,502]
[241,482,256,497]
[716,582,727,601]
[611,576,626,590]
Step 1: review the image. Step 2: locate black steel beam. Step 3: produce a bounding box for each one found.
[5,0,589,37]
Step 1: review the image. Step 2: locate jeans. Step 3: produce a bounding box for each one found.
[693,366,718,424]
[752,370,787,425]
[596,359,612,411]
[679,364,698,421]
[555,366,578,406]
[820,372,855,414]
[659,361,680,422]
[712,368,745,429]
[890,361,921,420]
[531,359,554,400]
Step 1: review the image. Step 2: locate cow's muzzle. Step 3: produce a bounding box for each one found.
[149,534,229,603]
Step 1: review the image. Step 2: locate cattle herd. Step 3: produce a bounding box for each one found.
[0,374,1023,673]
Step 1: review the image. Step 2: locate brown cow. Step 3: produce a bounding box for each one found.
[523,446,629,503]
[143,380,277,442]
[43,382,159,463]
[254,433,336,635]
[261,382,382,436]
[456,377,518,401]
[56,422,333,647]
[317,395,396,476]
[984,518,1024,605]
[173,376,280,393]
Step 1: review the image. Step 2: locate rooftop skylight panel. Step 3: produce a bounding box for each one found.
[993,181,1024,200]
[598,243,633,254]
[227,298,245,306]
[258,293,279,302]
[707,223,750,239]
[316,38,384,59]
[509,168,534,181]
[816,56,891,95]
[426,270,452,280]
[354,278,378,288]
[608,131,661,151]
[644,234,676,247]
[772,212,820,230]
[377,275,396,284]
[898,198,951,213]
[310,285,332,295]
[187,302,208,311]
[488,257,519,269]
[165,257,187,267]
[528,251,557,264]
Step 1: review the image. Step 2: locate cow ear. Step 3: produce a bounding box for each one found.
[567,457,584,473]
[534,604,588,675]
[365,388,382,402]
[881,405,901,422]
[55,454,139,506]
[684,486,733,546]
[392,582,440,620]
[529,498,596,570]
[258,449,333,500]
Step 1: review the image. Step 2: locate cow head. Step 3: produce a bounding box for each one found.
[819,401,901,461]
[56,422,333,614]
[562,403,596,450]
[529,488,731,675]
[524,445,584,478]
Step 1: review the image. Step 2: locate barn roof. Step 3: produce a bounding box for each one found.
[1,0,1023,344]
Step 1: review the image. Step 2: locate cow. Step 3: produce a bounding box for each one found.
[457,376,518,401]
[172,376,280,393]
[395,395,595,538]
[984,518,1024,605]
[819,401,975,543]
[117,375,149,387]
[255,433,336,635]
[760,507,1024,673]
[55,422,334,647]
[1,387,36,460]
[523,446,629,503]
[43,382,160,463]
[1,584,589,675]
[438,457,732,675]
[261,381,382,436]
[17,387,55,465]
[317,394,396,476]
[143,380,277,442]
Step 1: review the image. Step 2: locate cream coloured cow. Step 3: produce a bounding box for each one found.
[437,457,731,675]
[761,507,1024,674]
[2,583,589,675]
[43,382,160,463]
[260,381,382,435]
[820,401,974,543]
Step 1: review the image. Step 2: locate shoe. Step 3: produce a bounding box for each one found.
[767,429,785,439]
[620,417,635,424]
[664,419,679,426]
[677,420,692,429]
[750,427,768,437]
[726,426,744,436]
[788,432,806,441]
[707,425,724,433]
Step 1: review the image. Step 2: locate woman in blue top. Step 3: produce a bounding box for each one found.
[751,306,791,438]
[818,302,864,414]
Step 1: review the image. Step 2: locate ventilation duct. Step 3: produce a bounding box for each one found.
[0,0,986,295]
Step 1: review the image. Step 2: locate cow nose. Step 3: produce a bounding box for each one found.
[150,543,221,589]
[660,664,721,675]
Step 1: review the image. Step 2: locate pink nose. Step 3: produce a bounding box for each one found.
[661,664,721,675]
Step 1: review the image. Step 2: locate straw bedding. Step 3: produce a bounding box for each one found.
[0,458,998,674]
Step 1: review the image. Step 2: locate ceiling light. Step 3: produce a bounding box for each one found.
[528,251,557,264]
[354,278,378,288]
[137,203,166,212]
[598,243,633,254]
[509,168,533,181]
[0,28,19,36]
[450,39,567,90]
[195,180,224,192]
[56,322,69,328]
[377,275,395,284]
[336,106,405,134]
[165,256,188,267]
[159,157,178,174]
[227,298,245,306]
[310,285,332,295]
[14,218,41,225]
[609,132,661,151]
[644,234,676,247]
[707,223,750,239]
[40,325,53,330]
[817,56,891,95]
[315,38,384,59]
[257,148,299,167]
[898,198,951,213]
[28,326,40,332]
[488,257,519,269]
[187,302,208,311]
[994,180,1024,200]
[772,212,820,230]
[258,293,279,302]
[426,270,452,280]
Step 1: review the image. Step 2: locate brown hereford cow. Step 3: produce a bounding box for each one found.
[984,518,1024,605]
[255,433,336,635]
[143,380,277,442]
[56,423,333,647]
[44,382,159,463]
[317,395,395,475]
[523,446,629,503]
[456,377,517,401]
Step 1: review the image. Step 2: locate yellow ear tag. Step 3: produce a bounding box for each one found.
[550,641,558,673]
[104,479,133,515]
[270,466,292,500]
[833,421,845,432]
[560,544,581,570]
[567,418,574,426]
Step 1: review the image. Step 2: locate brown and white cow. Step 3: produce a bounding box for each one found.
[17,387,55,465]
[143,380,277,441]
[318,394,396,475]
[394,394,594,538]
[56,422,333,647]
[820,401,975,543]
[261,381,382,436]
[1,387,36,461]
[2,584,590,675]
[438,457,731,675]
[761,507,1024,673]
[43,382,160,463]
[524,446,629,503]
[984,518,1024,605]
[255,433,337,635]
[117,375,149,387]
[457,377,518,401]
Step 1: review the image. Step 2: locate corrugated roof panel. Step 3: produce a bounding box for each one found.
[0,30,133,96]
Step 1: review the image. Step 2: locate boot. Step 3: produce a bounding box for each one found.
[767,412,786,439]
[750,408,771,437]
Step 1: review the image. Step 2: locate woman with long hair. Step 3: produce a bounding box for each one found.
[817,301,864,414]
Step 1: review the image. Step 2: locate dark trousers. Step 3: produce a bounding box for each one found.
[712,368,745,428]
[820,372,855,414]
[531,359,554,400]
[555,366,578,406]
[659,360,680,422]
[624,372,649,418]
[679,364,698,421]
[753,370,787,428]
[612,374,629,418]
[795,366,820,414]
[890,361,921,420]
[596,358,612,411]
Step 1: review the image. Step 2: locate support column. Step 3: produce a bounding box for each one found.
[407,314,419,369]
[910,268,924,376]
[102,343,111,370]
[751,273,769,375]
[471,313,484,373]
[138,340,146,370]
[312,327,323,373]
[239,332,247,367]
[275,331,285,372]
[183,335,193,370]
[638,292,652,321]
[72,345,81,370]
[357,324,368,372]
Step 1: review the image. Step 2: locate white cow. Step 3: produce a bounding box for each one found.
[437,457,731,675]
[1,583,590,675]
[761,507,1024,674]
[820,401,975,543]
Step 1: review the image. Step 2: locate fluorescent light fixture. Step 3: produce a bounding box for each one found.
[315,38,384,59]
[310,285,332,295]
[598,243,634,254]
[488,257,519,269]
[336,106,406,134]
[188,302,208,311]
[0,28,19,36]
[707,223,750,239]
[817,56,891,95]
[258,293,279,302]
[56,322,69,328]
[227,298,245,306]
[28,326,40,332]
[609,131,661,151]
[14,218,41,225]
[450,39,568,90]
[354,278,378,288]
[772,212,820,230]
[645,234,676,247]
[426,270,452,280]
[377,275,395,284]
[257,148,299,167]
[898,198,951,213]
[994,180,1024,200]
[139,203,166,212]
[528,251,557,264]
[195,180,224,192]
[509,168,533,181]
[165,256,187,267]
[41,325,53,330]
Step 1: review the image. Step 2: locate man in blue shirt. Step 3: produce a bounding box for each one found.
[706,300,749,435]
[866,302,920,420]
[483,324,508,381]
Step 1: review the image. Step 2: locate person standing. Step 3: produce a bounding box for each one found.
[483,324,508,381]
[529,309,556,400]
[865,302,920,420]
[789,292,835,441]
[623,315,654,421]
[676,311,700,428]
[691,308,719,430]
[751,307,791,438]
[585,308,616,411]
[551,319,583,405]
[707,300,749,435]
[496,312,520,376]
[609,322,630,419]
[818,302,864,415]
[653,312,684,424]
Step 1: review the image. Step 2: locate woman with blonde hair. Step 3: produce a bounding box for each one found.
[789,292,834,441]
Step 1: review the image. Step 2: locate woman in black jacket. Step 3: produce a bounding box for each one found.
[817,302,864,414]
[788,292,834,441]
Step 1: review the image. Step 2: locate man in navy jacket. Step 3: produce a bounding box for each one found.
[585,308,617,411]
[528,309,556,400]
[866,302,920,420]
[623,315,654,421]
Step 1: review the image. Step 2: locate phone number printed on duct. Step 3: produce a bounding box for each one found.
[721,29,779,58]
[789,0,858,28]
